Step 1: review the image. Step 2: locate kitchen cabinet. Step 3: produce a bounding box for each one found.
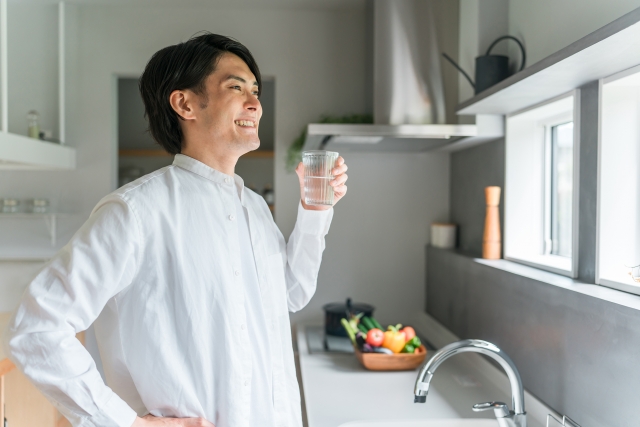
[0,0,76,170]
[0,312,85,427]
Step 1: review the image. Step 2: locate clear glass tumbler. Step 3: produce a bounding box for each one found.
[302,150,339,206]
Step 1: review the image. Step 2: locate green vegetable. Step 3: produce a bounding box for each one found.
[361,317,375,331]
[401,337,422,353]
[409,336,422,347]
[401,344,416,354]
[341,318,356,344]
[348,312,363,335]
[370,317,383,330]
[357,323,369,334]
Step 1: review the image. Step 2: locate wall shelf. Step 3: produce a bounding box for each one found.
[456,7,640,115]
[0,132,75,170]
[0,1,76,170]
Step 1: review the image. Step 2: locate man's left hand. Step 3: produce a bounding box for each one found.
[295,156,348,211]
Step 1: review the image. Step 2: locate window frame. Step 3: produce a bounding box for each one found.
[504,91,581,278]
[543,116,574,258]
[596,64,640,295]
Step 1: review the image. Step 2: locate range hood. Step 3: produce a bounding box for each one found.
[303,0,502,153]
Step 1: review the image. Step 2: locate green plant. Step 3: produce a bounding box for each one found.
[286,113,373,172]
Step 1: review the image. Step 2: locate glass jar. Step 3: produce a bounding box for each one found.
[27,110,40,139]
[26,198,49,214]
[1,198,20,213]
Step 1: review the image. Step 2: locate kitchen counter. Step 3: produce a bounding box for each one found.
[296,315,549,427]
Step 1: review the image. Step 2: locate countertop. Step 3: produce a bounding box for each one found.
[296,318,548,427]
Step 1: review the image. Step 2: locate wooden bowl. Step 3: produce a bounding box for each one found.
[354,345,428,371]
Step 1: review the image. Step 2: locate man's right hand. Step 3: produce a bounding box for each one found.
[132,414,215,427]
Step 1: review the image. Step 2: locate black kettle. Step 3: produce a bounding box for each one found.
[443,35,526,95]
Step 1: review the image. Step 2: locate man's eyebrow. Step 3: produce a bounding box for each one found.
[225,75,259,86]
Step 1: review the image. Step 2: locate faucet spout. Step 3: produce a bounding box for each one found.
[414,339,525,416]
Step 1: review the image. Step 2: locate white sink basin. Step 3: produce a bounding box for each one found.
[339,419,499,427]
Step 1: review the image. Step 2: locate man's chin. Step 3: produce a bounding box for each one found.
[234,138,261,155]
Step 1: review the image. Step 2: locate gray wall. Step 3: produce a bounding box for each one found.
[450,138,505,256]
[426,246,640,427]
[430,82,626,426]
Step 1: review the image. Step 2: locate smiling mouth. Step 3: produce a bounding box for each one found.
[234,120,256,128]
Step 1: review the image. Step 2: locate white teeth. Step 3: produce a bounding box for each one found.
[235,120,255,127]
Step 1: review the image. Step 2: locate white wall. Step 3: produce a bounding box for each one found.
[290,150,449,327]
[508,0,640,66]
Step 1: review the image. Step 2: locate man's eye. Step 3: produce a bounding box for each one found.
[231,85,241,90]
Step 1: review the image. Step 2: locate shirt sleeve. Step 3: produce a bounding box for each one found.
[284,201,334,312]
[2,195,141,427]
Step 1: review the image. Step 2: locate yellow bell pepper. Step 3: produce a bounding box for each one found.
[382,325,406,353]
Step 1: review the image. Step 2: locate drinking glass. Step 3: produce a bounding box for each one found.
[302,150,339,206]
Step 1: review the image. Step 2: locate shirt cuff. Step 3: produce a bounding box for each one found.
[296,201,334,235]
[78,391,138,427]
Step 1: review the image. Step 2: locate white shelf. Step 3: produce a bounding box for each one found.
[457,7,640,115]
[0,212,71,248]
[0,1,74,169]
[0,132,75,170]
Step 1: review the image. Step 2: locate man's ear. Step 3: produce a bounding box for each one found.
[169,89,197,121]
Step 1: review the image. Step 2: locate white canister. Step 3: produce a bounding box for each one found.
[430,223,456,249]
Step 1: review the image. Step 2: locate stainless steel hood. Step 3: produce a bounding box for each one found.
[304,123,478,153]
[302,0,502,152]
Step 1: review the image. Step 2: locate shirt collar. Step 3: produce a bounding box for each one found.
[173,154,245,201]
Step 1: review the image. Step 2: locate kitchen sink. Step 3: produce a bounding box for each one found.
[338,419,499,427]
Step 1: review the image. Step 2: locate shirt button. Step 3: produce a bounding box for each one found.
[229,214,235,221]
[241,324,246,330]
[244,380,249,386]
[224,177,231,184]
[235,270,240,276]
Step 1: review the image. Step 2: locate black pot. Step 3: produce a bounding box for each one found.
[323,298,375,337]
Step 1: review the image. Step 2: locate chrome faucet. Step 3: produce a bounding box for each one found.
[414,339,526,427]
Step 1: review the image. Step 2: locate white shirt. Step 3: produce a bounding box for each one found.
[3,154,333,427]
[233,181,275,427]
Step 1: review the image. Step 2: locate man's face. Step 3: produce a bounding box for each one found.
[195,53,262,154]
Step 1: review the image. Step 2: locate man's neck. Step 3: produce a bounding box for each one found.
[180,145,238,177]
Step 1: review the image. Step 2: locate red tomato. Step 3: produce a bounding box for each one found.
[401,326,416,341]
[366,328,384,346]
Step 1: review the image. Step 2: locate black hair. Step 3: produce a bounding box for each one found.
[138,32,261,155]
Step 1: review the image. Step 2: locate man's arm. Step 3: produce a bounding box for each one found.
[3,195,141,427]
[282,202,334,312]
[282,157,348,312]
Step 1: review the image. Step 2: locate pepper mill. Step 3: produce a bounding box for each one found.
[483,186,501,259]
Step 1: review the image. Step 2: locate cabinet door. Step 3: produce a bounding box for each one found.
[4,368,57,427]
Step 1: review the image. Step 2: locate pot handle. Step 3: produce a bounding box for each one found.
[485,35,526,72]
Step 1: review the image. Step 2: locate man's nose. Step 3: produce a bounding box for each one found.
[245,95,260,111]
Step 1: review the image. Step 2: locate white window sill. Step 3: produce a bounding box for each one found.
[505,253,572,277]
[474,256,640,312]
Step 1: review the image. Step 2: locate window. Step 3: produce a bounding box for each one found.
[597,65,640,295]
[505,92,579,277]
[545,121,574,258]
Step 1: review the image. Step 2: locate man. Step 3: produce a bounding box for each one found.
[3,33,348,427]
